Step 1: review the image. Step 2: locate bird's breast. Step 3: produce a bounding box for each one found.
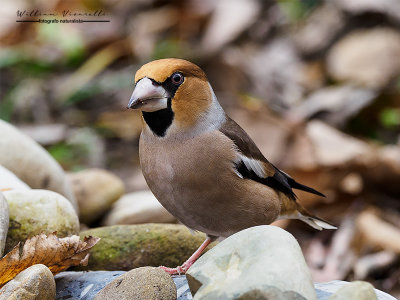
[138,129,280,237]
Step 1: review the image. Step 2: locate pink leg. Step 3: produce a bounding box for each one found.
[160,237,212,275]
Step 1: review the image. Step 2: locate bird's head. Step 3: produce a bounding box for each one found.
[128,58,225,137]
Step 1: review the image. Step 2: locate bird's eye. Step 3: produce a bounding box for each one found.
[171,73,184,85]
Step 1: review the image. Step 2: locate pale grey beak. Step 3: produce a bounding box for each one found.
[128,77,168,112]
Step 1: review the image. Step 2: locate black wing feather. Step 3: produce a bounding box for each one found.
[286,177,326,197]
[235,161,297,200]
[220,116,325,200]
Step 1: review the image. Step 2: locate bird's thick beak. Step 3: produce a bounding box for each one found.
[128,77,168,112]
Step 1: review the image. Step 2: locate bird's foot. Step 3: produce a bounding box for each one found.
[159,260,195,275]
[159,264,187,275]
[159,237,212,275]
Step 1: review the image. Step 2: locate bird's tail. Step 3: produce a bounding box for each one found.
[296,204,337,230]
[298,213,337,230]
[279,198,337,230]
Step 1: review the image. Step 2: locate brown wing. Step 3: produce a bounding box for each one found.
[219,117,324,200]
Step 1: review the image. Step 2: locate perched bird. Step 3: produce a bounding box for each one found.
[128,58,336,275]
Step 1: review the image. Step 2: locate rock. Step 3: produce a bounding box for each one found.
[305,120,370,167]
[125,169,150,192]
[174,275,193,300]
[66,128,106,168]
[315,281,396,300]
[55,271,125,300]
[55,271,192,300]
[77,224,213,271]
[0,120,78,212]
[328,281,377,300]
[103,191,176,226]
[186,225,316,300]
[94,267,176,300]
[0,165,30,191]
[291,85,376,127]
[327,28,400,89]
[3,189,79,253]
[0,193,9,257]
[18,123,68,146]
[0,264,56,299]
[236,286,306,300]
[97,110,142,141]
[333,0,400,23]
[201,0,260,54]
[54,272,397,300]
[294,3,344,55]
[67,169,125,224]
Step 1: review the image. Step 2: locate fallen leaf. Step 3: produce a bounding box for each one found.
[356,209,400,253]
[0,233,100,287]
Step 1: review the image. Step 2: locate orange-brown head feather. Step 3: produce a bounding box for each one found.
[135,58,207,83]
[134,58,213,129]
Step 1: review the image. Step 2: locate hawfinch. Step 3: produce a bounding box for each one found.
[128,58,336,275]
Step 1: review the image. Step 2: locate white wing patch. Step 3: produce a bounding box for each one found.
[240,155,266,178]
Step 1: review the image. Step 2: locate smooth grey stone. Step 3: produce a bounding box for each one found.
[0,119,78,211]
[55,271,125,300]
[55,273,397,300]
[0,192,8,257]
[55,271,189,300]
[315,281,396,300]
[186,226,316,300]
[3,189,79,253]
[94,267,176,300]
[0,264,56,299]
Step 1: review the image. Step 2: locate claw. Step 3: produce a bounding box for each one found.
[159,265,187,275]
[158,237,212,276]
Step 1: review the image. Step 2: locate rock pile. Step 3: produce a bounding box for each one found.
[0,112,397,299]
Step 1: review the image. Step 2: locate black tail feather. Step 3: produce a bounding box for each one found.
[287,177,326,198]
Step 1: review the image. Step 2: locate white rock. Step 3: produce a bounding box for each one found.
[67,169,125,224]
[186,225,317,300]
[315,280,396,300]
[0,165,30,191]
[3,189,79,252]
[103,190,175,226]
[327,28,400,88]
[18,123,68,146]
[0,120,78,212]
[328,281,377,300]
[0,264,56,299]
[294,3,344,55]
[0,192,9,257]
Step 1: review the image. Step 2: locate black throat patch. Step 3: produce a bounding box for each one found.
[142,99,174,137]
[141,75,182,137]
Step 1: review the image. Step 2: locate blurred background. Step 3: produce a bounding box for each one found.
[1,0,400,296]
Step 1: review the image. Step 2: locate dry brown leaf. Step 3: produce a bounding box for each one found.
[356,209,400,253]
[0,233,100,287]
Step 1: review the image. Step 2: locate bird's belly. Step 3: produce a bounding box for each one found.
[139,132,280,237]
[140,146,223,233]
